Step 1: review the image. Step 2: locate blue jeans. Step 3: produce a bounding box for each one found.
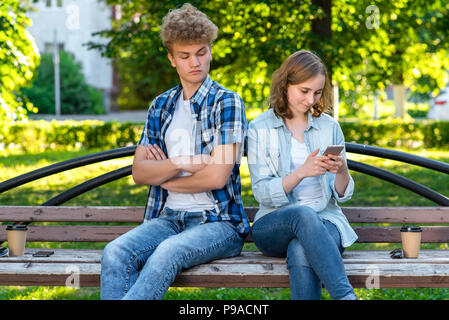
[251,205,357,300]
[100,208,244,300]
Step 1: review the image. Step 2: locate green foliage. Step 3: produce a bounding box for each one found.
[22,51,105,115]
[333,0,449,116]
[88,0,449,114]
[0,120,144,153]
[0,0,40,121]
[341,119,449,148]
[1,119,448,153]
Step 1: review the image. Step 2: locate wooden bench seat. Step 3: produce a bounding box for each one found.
[1,206,449,289]
[1,249,449,288]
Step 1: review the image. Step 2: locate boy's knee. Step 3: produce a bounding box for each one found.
[102,240,121,265]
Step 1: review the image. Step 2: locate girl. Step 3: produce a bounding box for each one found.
[247,50,358,300]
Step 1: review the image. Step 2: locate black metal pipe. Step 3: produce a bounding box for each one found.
[42,165,133,207]
[7,165,133,232]
[347,160,449,206]
[346,143,449,174]
[0,146,136,194]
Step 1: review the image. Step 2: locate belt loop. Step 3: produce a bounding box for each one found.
[179,211,186,230]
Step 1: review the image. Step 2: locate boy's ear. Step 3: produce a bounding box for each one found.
[167,53,176,68]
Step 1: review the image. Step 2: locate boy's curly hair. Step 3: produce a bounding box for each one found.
[160,3,218,53]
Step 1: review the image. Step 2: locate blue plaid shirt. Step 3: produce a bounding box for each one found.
[138,75,249,236]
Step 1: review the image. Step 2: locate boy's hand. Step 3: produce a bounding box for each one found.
[145,144,167,160]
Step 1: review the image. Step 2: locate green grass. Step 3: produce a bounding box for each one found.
[0,146,448,300]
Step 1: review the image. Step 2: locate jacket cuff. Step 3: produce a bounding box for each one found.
[330,174,354,202]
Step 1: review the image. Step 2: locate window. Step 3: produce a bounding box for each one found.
[44,42,65,53]
[45,0,63,8]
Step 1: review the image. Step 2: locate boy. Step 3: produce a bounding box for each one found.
[100,3,249,300]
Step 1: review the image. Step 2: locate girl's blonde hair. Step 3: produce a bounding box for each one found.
[160,3,218,53]
[269,50,333,119]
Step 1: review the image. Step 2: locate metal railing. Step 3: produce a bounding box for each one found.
[345,143,449,206]
[0,143,448,216]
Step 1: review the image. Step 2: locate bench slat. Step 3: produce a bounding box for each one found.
[353,226,449,243]
[0,225,135,242]
[1,206,449,224]
[1,225,449,243]
[342,207,449,224]
[1,249,449,288]
[2,249,448,265]
[0,206,144,223]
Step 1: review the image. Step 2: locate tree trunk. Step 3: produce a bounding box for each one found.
[393,83,406,118]
[311,0,334,115]
[333,84,339,120]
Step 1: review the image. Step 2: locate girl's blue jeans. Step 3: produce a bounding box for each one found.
[251,204,357,300]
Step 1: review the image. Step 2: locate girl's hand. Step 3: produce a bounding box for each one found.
[296,148,331,178]
[325,154,347,174]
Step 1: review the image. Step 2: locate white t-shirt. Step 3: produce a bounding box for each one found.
[290,137,322,208]
[163,91,215,211]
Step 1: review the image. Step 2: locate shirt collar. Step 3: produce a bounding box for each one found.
[307,111,320,130]
[272,110,320,130]
[188,74,213,107]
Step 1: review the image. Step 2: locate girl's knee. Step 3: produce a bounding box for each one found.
[289,205,320,224]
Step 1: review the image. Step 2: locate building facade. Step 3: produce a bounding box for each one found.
[27,0,118,112]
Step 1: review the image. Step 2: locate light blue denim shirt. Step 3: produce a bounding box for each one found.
[247,108,358,248]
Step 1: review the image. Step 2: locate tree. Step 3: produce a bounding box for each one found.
[22,51,104,115]
[333,0,449,118]
[88,0,449,118]
[0,0,39,121]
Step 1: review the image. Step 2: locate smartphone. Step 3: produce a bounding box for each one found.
[323,145,344,156]
[32,250,54,257]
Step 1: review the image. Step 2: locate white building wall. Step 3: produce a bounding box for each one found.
[27,0,113,111]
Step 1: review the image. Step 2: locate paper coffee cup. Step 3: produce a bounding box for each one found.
[6,224,28,256]
[400,225,422,258]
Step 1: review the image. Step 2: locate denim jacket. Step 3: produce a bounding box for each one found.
[247,108,358,248]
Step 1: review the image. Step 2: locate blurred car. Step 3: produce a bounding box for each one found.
[428,87,449,120]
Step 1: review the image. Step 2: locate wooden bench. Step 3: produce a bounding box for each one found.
[0,206,449,288]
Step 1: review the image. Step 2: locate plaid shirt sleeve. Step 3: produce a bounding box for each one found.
[214,92,248,149]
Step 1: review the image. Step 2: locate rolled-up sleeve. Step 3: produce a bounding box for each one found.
[247,123,290,208]
[215,93,247,145]
[328,172,354,202]
[213,93,247,163]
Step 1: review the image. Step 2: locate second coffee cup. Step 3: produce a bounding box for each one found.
[6,224,28,256]
[400,225,422,258]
